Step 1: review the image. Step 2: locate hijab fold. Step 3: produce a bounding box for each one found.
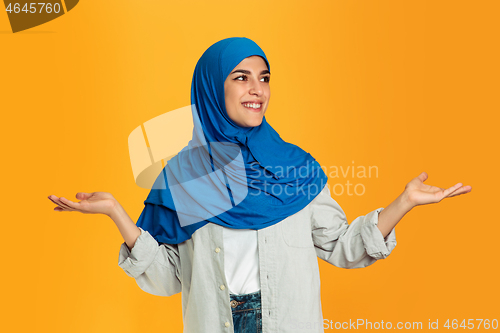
[137,37,328,244]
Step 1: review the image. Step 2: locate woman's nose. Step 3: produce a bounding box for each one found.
[249,80,263,96]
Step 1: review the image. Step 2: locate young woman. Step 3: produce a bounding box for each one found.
[48,37,472,333]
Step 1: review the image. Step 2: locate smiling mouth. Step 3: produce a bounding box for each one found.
[241,103,262,112]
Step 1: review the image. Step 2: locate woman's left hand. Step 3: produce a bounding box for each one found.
[404,172,472,208]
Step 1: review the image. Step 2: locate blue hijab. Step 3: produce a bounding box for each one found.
[136,37,328,244]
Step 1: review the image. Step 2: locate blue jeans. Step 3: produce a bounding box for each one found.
[230,290,262,333]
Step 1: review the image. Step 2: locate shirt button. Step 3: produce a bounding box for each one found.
[220,284,226,290]
[215,247,220,253]
[225,321,230,327]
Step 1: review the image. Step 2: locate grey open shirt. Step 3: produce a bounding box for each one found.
[118,185,397,333]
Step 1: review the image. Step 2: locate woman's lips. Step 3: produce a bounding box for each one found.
[241,103,262,112]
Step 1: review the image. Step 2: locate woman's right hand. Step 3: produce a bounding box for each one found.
[48,192,117,216]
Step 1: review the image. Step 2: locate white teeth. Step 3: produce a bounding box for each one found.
[243,103,261,109]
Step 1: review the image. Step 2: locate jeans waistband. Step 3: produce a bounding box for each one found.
[229,290,261,311]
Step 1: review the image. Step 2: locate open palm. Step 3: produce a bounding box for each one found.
[405,172,472,207]
[48,192,117,216]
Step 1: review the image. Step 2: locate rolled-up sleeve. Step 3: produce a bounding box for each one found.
[118,227,182,297]
[311,185,397,269]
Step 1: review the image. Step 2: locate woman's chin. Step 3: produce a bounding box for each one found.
[245,119,264,128]
[234,115,264,128]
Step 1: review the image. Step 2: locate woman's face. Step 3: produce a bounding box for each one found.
[224,55,270,128]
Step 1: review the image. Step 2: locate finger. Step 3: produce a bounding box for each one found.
[417,172,428,182]
[50,200,72,211]
[442,183,463,198]
[444,183,462,195]
[55,199,75,210]
[59,197,81,210]
[448,190,466,197]
[448,184,464,195]
[50,196,75,210]
[48,196,70,210]
[447,185,472,197]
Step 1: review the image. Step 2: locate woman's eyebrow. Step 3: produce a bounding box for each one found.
[230,69,271,75]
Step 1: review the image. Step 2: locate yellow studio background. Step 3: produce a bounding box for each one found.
[0,0,497,332]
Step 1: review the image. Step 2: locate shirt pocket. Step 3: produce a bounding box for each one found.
[280,215,314,248]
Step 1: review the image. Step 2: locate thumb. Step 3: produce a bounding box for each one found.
[76,192,92,200]
[417,171,428,182]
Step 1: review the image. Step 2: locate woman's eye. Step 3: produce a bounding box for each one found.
[234,75,270,82]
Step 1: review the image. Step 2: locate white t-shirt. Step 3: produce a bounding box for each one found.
[222,226,261,295]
